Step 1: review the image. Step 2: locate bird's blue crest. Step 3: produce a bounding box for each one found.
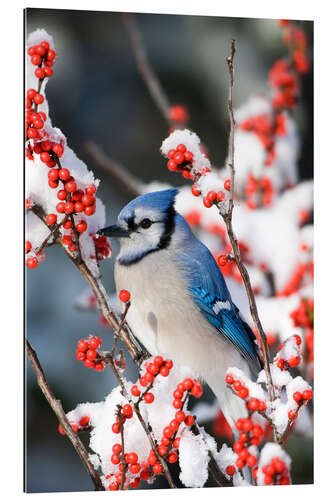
[118,188,178,223]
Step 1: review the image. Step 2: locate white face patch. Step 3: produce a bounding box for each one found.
[213,300,231,315]
[117,207,167,263]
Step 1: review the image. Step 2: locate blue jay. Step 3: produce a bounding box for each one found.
[99,189,262,431]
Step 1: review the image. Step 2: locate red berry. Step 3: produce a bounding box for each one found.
[163,426,173,439]
[35,67,45,79]
[25,241,32,253]
[238,387,249,399]
[65,181,77,193]
[119,289,131,302]
[52,143,64,157]
[59,168,70,181]
[57,190,67,201]
[31,54,42,65]
[33,93,44,105]
[76,220,87,233]
[130,463,141,474]
[84,359,94,369]
[112,443,122,454]
[174,152,185,164]
[216,191,225,202]
[111,454,120,465]
[79,416,90,427]
[184,151,193,162]
[108,482,118,491]
[84,205,96,216]
[203,197,212,208]
[44,66,53,77]
[160,366,169,377]
[74,202,84,213]
[238,448,249,461]
[242,419,253,432]
[154,355,164,366]
[206,191,217,203]
[27,88,36,99]
[144,393,154,404]
[86,349,97,361]
[247,398,259,411]
[226,465,235,476]
[157,444,167,456]
[64,202,74,214]
[165,360,173,369]
[224,179,231,191]
[246,455,257,468]
[127,453,138,464]
[26,257,38,269]
[233,441,243,453]
[191,185,201,197]
[89,336,101,349]
[235,458,245,469]
[48,179,59,189]
[63,220,72,229]
[48,169,59,182]
[167,452,178,463]
[173,437,180,449]
[56,202,66,213]
[293,391,302,403]
[167,149,176,159]
[302,390,313,400]
[172,399,182,409]
[122,404,133,417]
[185,415,194,426]
[152,463,163,475]
[258,401,266,411]
[264,475,273,485]
[46,213,57,225]
[169,104,188,124]
[251,425,263,437]
[47,49,56,60]
[288,356,300,367]
[175,410,185,423]
[40,152,51,164]
[170,419,179,432]
[167,159,177,171]
[131,385,141,397]
[112,423,120,434]
[81,194,95,206]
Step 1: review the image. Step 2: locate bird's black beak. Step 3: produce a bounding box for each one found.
[97,224,130,238]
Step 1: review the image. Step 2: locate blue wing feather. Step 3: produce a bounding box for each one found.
[173,214,261,372]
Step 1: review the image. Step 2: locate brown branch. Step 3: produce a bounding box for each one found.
[123,13,172,125]
[84,141,144,197]
[35,215,68,255]
[25,339,104,491]
[222,40,277,440]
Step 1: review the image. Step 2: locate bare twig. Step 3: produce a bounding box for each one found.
[222,40,277,440]
[123,13,172,125]
[25,339,104,491]
[35,215,68,255]
[84,141,145,197]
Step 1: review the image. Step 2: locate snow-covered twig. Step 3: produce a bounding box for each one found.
[25,339,105,491]
[222,40,277,427]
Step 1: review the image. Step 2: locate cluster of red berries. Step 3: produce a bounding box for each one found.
[274,334,302,370]
[193,186,227,209]
[91,234,112,261]
[25,249,45,269]
[58,415,90,436]
[27,40,56,79]
[240,114,286,167]
[260,456,290,485]
[225,373,266,410]
[276,262,308,297]
[166,143,194,178]
[75,335,105,371]
[168,104,189,125]
[289,298,313,329]
[287,388,313,422]
[232,416,263,475]
[130,356,173,397]
[244,173,275,209]
[269,59,299,110]
[280,22,310,75]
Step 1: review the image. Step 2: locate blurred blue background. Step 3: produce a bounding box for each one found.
[25,8,313,492]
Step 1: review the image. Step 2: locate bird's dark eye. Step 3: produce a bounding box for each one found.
[140,218,152,229]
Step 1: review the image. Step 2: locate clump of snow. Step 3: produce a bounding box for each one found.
[257,363,292,389]
[179,427,209,488]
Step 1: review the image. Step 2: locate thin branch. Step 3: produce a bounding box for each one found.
[123,13,172,125]
[35,215,68,255]
[84,141,144,197]
[222,40,277,441]
[25,339,104,491]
